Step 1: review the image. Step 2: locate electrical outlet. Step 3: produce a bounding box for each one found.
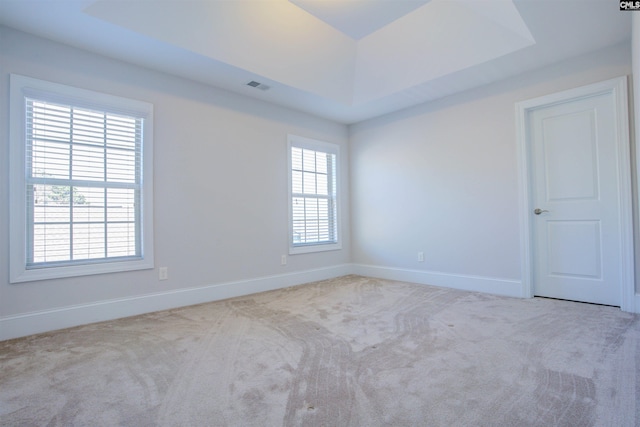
[418,252,424,262]
[281,255,287,266]
[159,267,168,280]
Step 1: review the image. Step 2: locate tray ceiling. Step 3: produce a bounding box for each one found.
[0,0,631,124]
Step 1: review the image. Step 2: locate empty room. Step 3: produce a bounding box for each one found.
[1,0,640,425]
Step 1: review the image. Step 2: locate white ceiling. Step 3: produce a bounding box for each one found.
[289,0,431,40]
[0,0,631,124]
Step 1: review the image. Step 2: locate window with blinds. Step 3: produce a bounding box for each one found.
[10,75,154,283]
[288,135,340,254]
[26,99,141,266]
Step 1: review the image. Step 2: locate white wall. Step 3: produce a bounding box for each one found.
[349,42,633,297]
[0,26,350,339]
[632,13,640,297]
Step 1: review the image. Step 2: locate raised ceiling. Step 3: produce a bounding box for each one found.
[0,0,631,124]
[289,0,431,40]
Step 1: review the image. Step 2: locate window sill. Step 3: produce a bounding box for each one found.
[10,258,154,283]
[289,242,342,255]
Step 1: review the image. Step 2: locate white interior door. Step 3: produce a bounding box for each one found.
[528,89,623,306]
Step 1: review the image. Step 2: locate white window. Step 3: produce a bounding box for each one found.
[9,75,154,283]
[288,135,340,254]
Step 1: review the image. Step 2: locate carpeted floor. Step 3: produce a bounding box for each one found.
[1,275,639,426]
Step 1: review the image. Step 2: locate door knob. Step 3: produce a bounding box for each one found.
[534,208,549,215]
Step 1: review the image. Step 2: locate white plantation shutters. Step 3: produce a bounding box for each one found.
[288,135,340,254]
[10,75,154,283]
[26,99,141,265]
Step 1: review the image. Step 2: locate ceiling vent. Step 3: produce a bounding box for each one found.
[246,80,271,91]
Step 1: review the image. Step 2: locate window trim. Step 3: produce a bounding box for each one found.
[9,74,154,283]
[287,134,341,255]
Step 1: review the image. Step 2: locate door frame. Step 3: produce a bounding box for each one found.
[515,76,635,312]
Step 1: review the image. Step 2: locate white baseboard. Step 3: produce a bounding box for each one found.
[0,264,352,341]
[9,262,596,341]
[352,264,523,298]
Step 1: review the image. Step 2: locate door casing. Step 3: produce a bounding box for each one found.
[515,76,635,312]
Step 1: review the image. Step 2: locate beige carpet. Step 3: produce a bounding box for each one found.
[1,275,639,426]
